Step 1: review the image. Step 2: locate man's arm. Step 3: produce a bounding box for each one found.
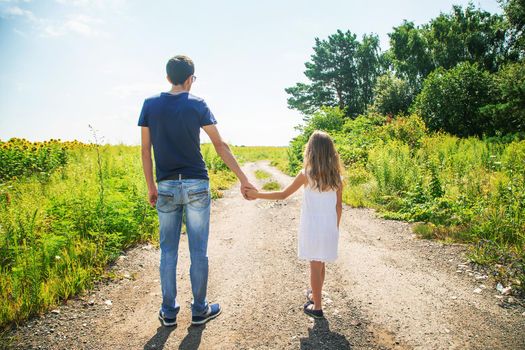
[141,126,157,206]
[202,124,256,199]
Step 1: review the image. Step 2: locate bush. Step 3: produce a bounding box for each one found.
[370,73,414,116]
[378,114,427,148]
[367,140,418,197]
[334,113,386,165]
[481,61,525,134]
[412,62,495,137]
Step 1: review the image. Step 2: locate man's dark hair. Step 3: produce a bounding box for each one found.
[166,55,195,85]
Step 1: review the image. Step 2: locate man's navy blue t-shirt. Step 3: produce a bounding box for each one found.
[138,92,217,182]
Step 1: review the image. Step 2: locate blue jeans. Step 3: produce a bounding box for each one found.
[156,179,211,318]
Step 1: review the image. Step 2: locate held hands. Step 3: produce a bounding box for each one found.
[241,181,258,200]
[149,182,256,205]
[245,188,258,200]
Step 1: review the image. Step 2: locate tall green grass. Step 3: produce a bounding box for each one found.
[0,142,287,330]
[365,134,525,294]
[0,144,158,329]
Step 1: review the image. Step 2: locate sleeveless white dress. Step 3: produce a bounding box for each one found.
[298,185,339,263]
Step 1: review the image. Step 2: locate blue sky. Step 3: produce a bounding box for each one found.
[0,0,502,146]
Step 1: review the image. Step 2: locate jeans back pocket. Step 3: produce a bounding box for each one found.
[187,188,210,209]
[156,190,178,213]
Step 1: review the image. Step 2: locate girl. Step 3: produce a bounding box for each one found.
[246,130,343,318]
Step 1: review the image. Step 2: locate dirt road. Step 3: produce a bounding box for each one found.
[7,162,525,349]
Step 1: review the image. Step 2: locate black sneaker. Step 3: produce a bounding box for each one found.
[191,303,222,325]
[158,309,177,327]
[303,303,324,319]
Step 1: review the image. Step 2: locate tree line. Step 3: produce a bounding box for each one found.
[286,0,525,137]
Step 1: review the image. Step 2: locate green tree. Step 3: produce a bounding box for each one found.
[412,62,494,137]
[285,30,383,118]
[370,73,413,116]
[499,0,525,58]
[481,61,525,133]
[425,4,508,72]
[388,4,509,92]
[356,34,384,112]
[388,20,433,91]
[284,82,334,118]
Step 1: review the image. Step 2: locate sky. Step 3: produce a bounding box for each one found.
[0,0,502,146]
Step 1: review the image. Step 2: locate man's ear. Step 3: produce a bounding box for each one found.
[166,75,173,85]
[182,75,192,89]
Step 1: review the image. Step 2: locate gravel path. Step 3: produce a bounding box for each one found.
[5,162,525,350]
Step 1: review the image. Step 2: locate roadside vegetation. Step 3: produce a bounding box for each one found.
[0,138,286,330]
[284,1,525,296]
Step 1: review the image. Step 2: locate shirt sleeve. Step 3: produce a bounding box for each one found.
[137,99,149,127]
[199,100,217,127]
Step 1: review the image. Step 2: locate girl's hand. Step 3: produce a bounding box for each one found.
[245,188,258,200]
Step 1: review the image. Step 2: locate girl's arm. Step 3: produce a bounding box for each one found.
[247,172,306,200]
[336,186,343,228]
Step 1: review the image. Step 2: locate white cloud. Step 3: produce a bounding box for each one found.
[1,1,112,38]
[1,5,100,38]
[41,14,102,37]
[54,0,126,11]
[1,5,35,20]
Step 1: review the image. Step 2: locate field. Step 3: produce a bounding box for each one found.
[0,138,286,330]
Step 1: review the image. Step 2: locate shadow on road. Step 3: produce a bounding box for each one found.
[144,325,175,350]
[179,324,206,350]
[142,323,206,350]
[300,318,352,349]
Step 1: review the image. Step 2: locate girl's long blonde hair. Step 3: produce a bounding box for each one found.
[303,130,342,191]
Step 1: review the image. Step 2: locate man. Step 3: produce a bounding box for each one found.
[138,55,255,327]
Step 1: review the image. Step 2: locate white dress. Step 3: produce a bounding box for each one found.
[298,185,339,263]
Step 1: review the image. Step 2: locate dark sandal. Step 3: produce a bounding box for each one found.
[303,303,324,319]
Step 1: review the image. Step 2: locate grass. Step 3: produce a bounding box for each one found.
[0,144,157,330]
[0,140,288,330]
[412,223,435,239]
[262,181,281,191]
[254,170,271,179]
